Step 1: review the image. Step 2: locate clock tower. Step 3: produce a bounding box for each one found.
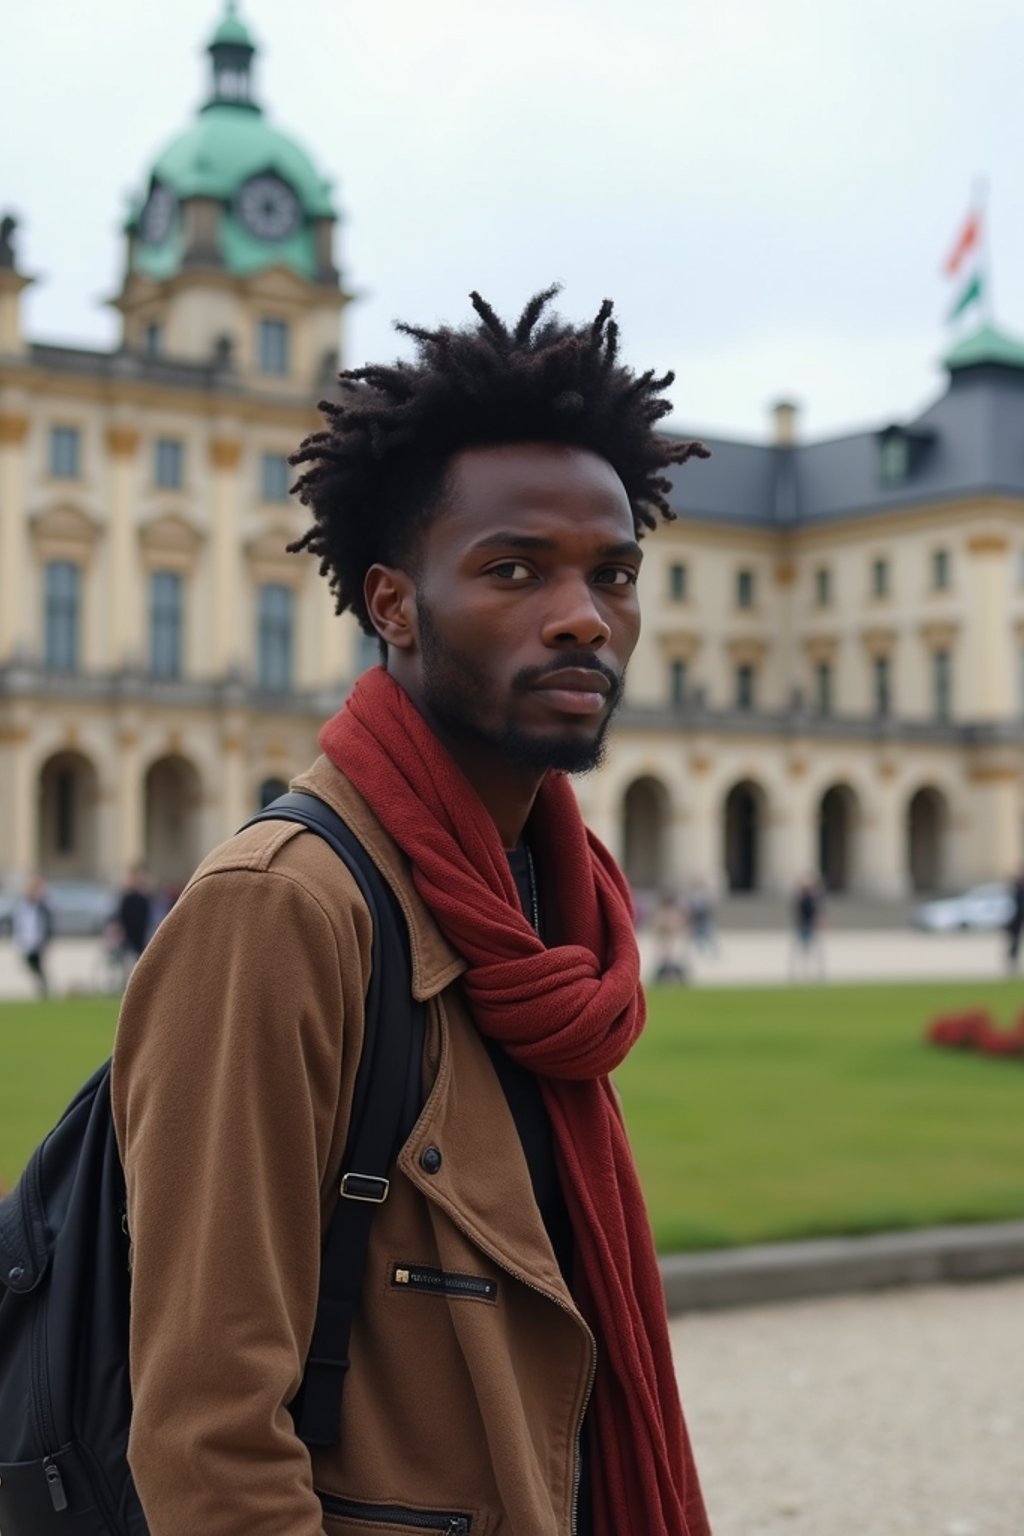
[113,1,351,393]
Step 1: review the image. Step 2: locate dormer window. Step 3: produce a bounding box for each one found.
[876,423,934,488]
[879,434,908,485]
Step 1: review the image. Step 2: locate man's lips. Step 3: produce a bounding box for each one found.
[528,669,614,717]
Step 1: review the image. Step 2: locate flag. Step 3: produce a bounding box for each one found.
[943,210,980,277]
[943,203,984,324]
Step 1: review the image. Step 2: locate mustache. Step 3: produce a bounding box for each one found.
[511,654,625,704]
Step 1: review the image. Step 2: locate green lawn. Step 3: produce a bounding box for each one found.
[1,981,1022,1251]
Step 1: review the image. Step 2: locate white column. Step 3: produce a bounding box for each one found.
[0,410,29,661]
[208,433,244,676]
[104,423,143,667]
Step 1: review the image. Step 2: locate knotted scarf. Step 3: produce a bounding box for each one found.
[320,667,709,1536]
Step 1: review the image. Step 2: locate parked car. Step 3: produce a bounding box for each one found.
[0,880,117,938]
[911,882,1015,932]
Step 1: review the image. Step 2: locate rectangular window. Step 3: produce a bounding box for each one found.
[816,661,832,715]
[668,562,688,602]
[873,654,891,716]
[933,649,951,720]
[49,426,80,479]
[669,658,688,707]
[144,322,162,358]
[932,548,951,590]
[261,452,291,503]
[872,557,889,598]
[814,567,831,607]
[258,583,294,691]
[258,318,290,376]
[44,560,80,672]
[735,663,755,710]
[150,570,184,679]
[736,569,755,609]
[154,438,184,489]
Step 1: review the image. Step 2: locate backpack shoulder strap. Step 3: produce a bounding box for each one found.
[241,790,425,1447]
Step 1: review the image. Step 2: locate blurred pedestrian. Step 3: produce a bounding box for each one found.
[688,878,719,957]
[115,864,153,984]
[791,875,825,980]
[652,890,689,983]
[1005,868,1024,970]
[13,875,53,998]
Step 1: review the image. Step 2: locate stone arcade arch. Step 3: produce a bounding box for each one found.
[907,786,948,893]
[723,779,766,892]
[37,750,101,879]
[144,755,204,886]
[258,776,289,809]
[818,783,861,892]
[622,776,671,892]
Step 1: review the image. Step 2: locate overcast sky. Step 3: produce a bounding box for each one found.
[2,0,1021,443]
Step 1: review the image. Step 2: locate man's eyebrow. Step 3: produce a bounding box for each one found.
[470,532,644,560]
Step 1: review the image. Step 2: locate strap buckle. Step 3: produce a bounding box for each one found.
[340,1172,390,1203]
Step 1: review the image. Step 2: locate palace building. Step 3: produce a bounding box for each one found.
[3,5,1024,900]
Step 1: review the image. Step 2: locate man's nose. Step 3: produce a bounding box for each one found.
[539,578,611,649]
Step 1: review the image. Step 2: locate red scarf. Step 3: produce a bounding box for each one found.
[320,668,709,1536]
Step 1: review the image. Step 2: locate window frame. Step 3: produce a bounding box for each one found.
[257,582,295,692]
[260,452,291,504]
[149,569,185,680]
[154,437,184,490]
[736,568,755,610]
[43,559,81,672]
[258,318,290,377]
[49,425,81,480]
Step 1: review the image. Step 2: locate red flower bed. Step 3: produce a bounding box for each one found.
[926,1009,1024,1058]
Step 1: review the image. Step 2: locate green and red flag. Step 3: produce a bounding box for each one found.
[943,202,985,323]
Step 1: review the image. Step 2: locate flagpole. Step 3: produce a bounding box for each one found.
[974,174,992,325]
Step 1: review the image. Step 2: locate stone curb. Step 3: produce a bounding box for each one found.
[659,1220,1024,1313]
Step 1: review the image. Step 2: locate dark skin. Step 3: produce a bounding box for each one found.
[364,443,643,849]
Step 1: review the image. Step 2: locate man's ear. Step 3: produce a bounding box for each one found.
[364,564,418,651]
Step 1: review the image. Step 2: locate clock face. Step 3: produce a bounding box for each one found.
[236,175,302,241]
[139,181,177,246]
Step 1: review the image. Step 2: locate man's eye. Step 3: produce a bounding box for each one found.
[490,561,532,580]
[596,567,638,586]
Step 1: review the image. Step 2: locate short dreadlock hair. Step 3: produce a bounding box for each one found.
[288,286,708,633]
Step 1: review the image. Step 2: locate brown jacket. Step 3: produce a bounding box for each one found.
[112,755,597,1536]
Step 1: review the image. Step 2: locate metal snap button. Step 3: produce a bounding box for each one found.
[420,1145,442,1174]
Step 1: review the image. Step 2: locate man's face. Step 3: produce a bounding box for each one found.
[402,442,642,775]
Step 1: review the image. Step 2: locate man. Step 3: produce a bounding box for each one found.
[112,289,711,1536]
[114,863,152,983]
[12,875,53,998]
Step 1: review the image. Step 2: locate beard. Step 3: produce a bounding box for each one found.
[417,597,625,776]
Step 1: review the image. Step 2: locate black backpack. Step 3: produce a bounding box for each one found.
[0,792,423,1536]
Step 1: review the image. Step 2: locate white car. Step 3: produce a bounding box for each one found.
[912,883,1015,932]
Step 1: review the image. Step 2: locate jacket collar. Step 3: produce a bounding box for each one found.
[292,755,466,1003]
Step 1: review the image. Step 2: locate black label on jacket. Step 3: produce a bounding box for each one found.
[391,1263,498,1303]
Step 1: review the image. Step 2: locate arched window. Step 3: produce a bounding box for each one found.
[258,583,294,691]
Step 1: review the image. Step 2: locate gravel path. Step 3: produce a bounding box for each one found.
[671,1278,1024,1536]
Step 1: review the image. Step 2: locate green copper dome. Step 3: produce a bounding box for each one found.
[149,107,334,219]
[209,0,254,49]
[943,321,1024,374]
[128,3,336,283]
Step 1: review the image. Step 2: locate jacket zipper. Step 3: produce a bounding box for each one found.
[408,1018,597,1535]
[434,1202,596,1536]
[318,1492,469,1532]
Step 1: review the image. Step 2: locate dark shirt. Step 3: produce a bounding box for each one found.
[118,889,151,953]
[484,843,593,1535]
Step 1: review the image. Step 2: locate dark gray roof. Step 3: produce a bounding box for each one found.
[665,326,1024,529]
